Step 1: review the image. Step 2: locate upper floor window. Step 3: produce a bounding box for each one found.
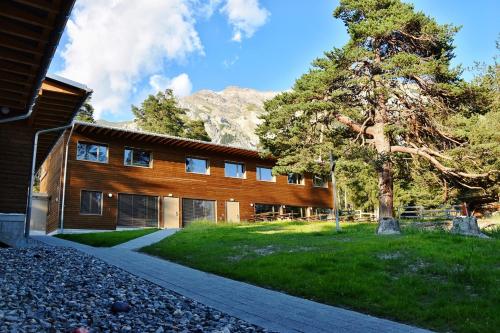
[77,142,108,163]
[225,162,245,178]
[288,173,304,185]
[124,147,152,168]
[256,166,275,182]
[80,190,102,215]
[313,175,329,188]
[186,157,209,175]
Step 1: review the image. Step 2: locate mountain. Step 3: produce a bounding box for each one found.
[97,86,278,149]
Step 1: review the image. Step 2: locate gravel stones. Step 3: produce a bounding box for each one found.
[0,246,268,333]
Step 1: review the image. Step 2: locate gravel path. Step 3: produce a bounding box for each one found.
[0,246,268,333]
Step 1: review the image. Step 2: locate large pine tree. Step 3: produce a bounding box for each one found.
[257,0,498,233]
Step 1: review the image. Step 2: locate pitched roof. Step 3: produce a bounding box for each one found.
[0,0,78,120]
[73,121,273,160]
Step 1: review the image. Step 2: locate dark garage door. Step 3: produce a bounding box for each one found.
[182,198,216,226]
[118,194,158,228]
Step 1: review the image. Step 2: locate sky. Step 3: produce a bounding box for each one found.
[48,0,500,122]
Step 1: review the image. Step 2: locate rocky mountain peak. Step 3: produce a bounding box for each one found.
[97,87,279,149]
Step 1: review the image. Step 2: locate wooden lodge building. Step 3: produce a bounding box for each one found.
[0,0,92,245]
[39,122,334,234]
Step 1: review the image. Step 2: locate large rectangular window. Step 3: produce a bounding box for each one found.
[225,162,245,178]
[182,198,216,226]
[186,157,209,174]
[283,205,306,219]
[254,203,280,215]
[77,142,108,163]
[118,194,158,228]
[80,190,102,215]
[256,166,274,182]
[288,173,304,185]
[313,175,329,188]
[124,147,152,167]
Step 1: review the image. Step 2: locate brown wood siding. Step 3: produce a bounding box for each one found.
[39,133,66,233]
[0,122,34,213]
[59,130,333,230]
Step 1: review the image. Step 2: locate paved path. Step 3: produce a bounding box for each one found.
[33,236,431,333]
[113,228,179,250]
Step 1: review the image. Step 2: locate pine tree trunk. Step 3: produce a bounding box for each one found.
[372,124,400,234]
[378,159,393,218]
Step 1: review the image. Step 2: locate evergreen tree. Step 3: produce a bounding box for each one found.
[132,89,211,142]
[75,97,96,123]
[257,0,498,233]
[184,119,212,142]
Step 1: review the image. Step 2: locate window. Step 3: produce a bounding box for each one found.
[80,190,102,215]
[256,167,274,182]
[118,194,158,227]
[182,199,216,226]
[186,157,209,174]
[225,162,245,178]
[313,175,329,188]
[77,142,108,163]
[283,205,306,218]
[254,203,280,215]
[288,173,304,185]
[124,147,152,167]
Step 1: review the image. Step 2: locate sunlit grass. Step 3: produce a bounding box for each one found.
[142,221,500,333]
[55,228,158,247]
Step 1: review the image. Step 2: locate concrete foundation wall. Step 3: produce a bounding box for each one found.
[0,214,26,247]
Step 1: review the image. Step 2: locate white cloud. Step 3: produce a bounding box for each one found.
[58,0,203,119]
[149,73,192,97]
[220,0,270,42]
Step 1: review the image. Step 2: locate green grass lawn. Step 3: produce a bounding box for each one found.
[141,221,500,333]
[55,228,158,247]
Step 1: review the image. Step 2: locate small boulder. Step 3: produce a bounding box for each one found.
[111,301,131,314]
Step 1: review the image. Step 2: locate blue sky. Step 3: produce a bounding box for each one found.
[49,0,499,121]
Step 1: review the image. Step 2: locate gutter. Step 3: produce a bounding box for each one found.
[0,1,77,124]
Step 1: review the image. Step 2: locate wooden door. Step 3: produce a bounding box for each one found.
[163,197,180,228]
[226,201,240,222]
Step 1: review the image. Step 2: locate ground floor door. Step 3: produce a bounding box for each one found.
[30,194,48,232]
[226,201,240,222]
[118,194,158,228]
[182,198,216,227]
[163,197,180,228]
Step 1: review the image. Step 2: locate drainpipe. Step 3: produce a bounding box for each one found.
[25,124,75,237]
[59,123,76,233]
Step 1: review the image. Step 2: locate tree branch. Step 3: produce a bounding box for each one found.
[390,145,492,179]
[335,114,375,136]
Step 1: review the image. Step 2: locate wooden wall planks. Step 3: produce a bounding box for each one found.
[43,129,333,231]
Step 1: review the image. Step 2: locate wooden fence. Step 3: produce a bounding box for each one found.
[397,205,461,220]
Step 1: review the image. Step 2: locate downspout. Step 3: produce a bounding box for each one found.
[59,123,76,233]
[24,124,74,237]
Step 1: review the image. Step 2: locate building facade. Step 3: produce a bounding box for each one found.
[39,122,333,234]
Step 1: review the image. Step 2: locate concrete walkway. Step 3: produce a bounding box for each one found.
[113,228,179,250]
[33,235,431,333]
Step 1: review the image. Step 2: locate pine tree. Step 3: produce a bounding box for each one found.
[132,89,211,142]
[75,97,96,123]
[257,0,498,233]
